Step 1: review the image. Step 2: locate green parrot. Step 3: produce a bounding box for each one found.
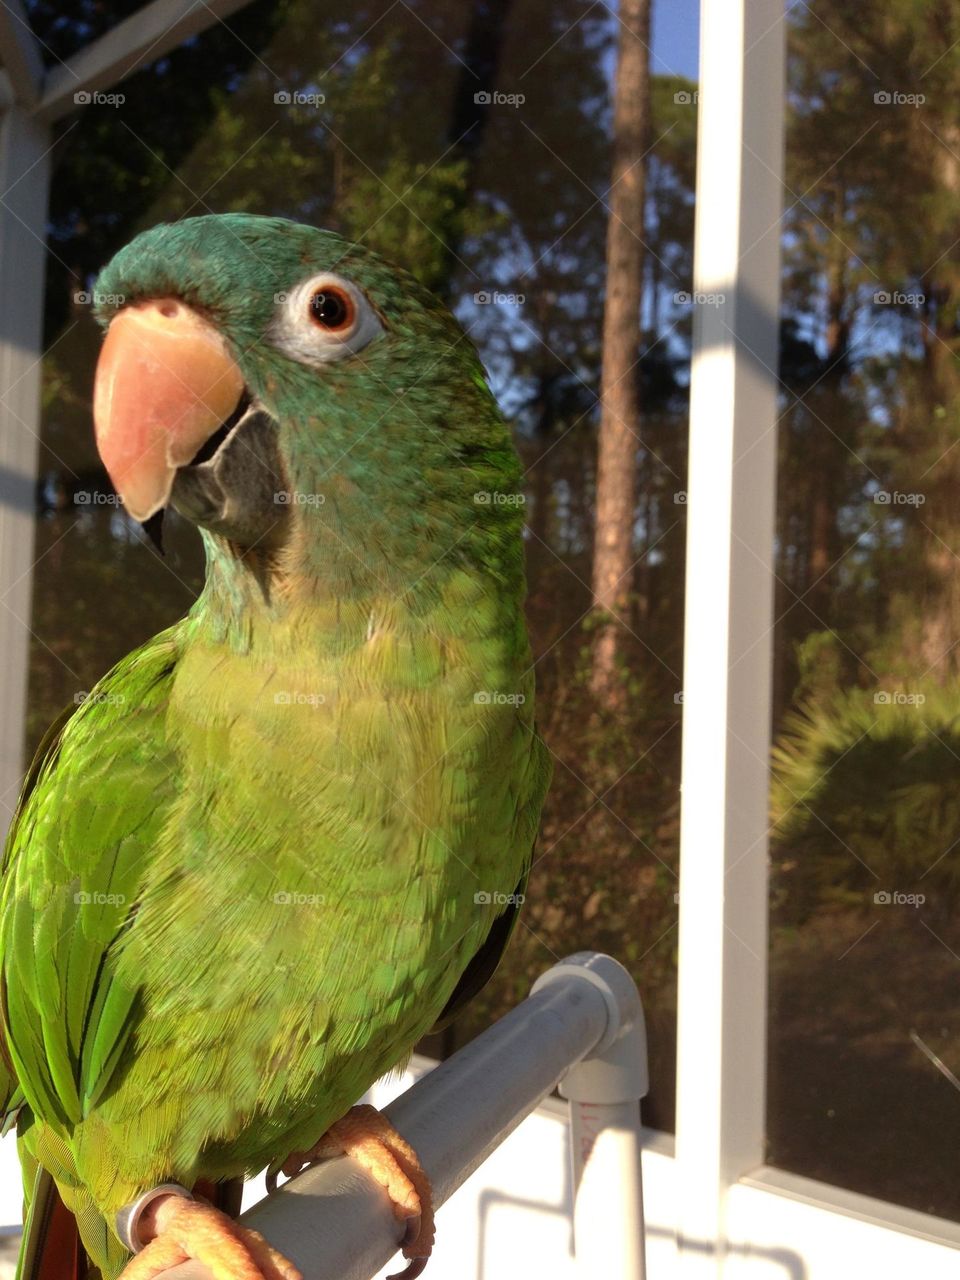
[0,214,550,1280]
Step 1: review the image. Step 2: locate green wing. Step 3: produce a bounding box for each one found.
[0,705,76,1128]
[0,627,182,1139]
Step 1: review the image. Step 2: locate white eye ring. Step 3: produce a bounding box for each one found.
[270,273,383,364]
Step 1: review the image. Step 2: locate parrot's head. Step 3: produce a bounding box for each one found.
[92,214,521,596]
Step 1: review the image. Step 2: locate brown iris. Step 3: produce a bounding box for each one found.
[308,286,354,332]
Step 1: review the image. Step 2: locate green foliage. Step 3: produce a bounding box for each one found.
[772,684,960,918]
[336,153,479,292]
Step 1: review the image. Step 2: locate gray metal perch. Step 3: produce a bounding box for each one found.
[165,951,649,1280]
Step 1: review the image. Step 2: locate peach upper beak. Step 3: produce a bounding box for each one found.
[93,299,246,522]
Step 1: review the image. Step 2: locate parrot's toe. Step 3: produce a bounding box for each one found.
[281,1102,435,1275]
[118,1194,301,1280]
[389,1257,429,1280]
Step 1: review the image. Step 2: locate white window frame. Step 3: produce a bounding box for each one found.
[676,1,960,1276]
[0,2,958,1275]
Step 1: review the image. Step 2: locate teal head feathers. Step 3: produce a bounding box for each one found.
[93,214,524,609]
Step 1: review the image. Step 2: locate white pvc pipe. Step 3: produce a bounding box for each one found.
[536,956,649,1280]
[569,1101,645,1278]
[164,951,648,1280]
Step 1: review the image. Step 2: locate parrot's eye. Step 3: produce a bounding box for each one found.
[270,272,383,365]
[308,288,354,331]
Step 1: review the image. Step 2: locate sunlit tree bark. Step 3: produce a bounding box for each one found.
[590,0,651,707]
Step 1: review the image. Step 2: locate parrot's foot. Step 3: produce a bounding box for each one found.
[119,1194,301,1280]
[278,1102,434,1279]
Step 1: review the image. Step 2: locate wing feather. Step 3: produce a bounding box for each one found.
[0,628,182,1137]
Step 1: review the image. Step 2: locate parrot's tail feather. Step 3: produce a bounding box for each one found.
[16,1167,90,1280]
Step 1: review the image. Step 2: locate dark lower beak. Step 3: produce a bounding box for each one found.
[167,402,290,550]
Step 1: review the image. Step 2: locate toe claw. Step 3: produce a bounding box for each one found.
[272,1105,434,1279]
[387,1257,429,1280]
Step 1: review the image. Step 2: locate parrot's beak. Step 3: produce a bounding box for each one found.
[93,299,247,523]
[94,299,288,552]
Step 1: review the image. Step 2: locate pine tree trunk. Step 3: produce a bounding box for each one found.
[805,236,848,615]
[590,0,651,707]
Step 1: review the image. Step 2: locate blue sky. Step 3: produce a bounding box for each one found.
[652,0,700,81]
